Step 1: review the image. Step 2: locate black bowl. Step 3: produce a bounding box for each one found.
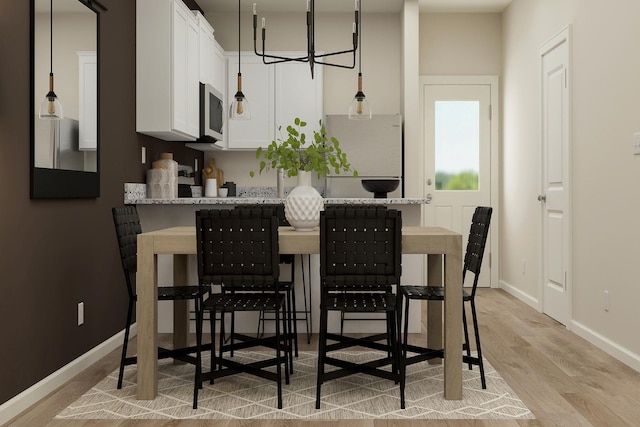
[361,179,400,198]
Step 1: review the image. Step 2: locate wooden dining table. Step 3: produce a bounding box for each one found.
[136,225,463,400]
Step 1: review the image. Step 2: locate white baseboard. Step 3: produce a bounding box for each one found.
[498,280,640,373]
[571,320,640,372]
[0,324,136,426]
[498,279,539,309]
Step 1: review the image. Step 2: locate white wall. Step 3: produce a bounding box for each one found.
[500,0,572,303]
[204,10,401,188]
[414,12,502,202]
[419,13,502,75]
[502,0,640,366]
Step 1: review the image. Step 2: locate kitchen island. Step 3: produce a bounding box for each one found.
[125,184,430,336]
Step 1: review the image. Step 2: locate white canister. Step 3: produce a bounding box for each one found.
[204,178,218,197]
[146,168,173,199]
[153,153,178,199]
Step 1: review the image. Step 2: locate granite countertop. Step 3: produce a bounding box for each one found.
[124,183,430,205]
[129,197,429,205]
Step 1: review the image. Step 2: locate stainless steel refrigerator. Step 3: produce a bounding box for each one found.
[324,114,403,198]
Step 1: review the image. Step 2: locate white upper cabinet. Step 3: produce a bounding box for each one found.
[226,52,323,150]
[211,40,226,97]
[136,0,200,141]
[194,10,226,96]
[77,51,97,150]
[226,53,276,150]
[275,59,323,145]
[195,11,215,87]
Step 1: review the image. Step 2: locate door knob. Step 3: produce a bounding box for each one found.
[538,195,546,202]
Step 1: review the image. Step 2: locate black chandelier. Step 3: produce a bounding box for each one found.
[253,0,361,79]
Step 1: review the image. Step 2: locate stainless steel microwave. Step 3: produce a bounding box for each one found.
[199,82,224,143]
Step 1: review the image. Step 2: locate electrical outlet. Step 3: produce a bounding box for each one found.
[634,133,640,155]
[78,302,85,326]
[604,290,609,311]
[141,146,147,164]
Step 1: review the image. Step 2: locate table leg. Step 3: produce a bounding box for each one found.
[137,234,158,399]
[427,254,443,364]
[173,255,189,363]
[444,236,463,400]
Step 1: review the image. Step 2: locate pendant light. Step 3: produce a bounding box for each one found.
[39,0,64,121]
[348,0,371,120]
[230,0,251,120]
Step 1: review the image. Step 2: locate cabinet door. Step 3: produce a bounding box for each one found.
[78,51,97,150]
[226,53,275,149]
[197,16,215,86]
[186,18,200,138]
[275,58,323,142]
[172,0,199,139]
[212,41,226,96]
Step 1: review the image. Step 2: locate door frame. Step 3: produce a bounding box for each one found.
[538,26,573,326]
[419,75,500,288]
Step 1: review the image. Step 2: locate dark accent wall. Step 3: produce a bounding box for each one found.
[0,0,203,405]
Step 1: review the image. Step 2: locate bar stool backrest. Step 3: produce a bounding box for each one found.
[112,205,142,299]
[320,206,402,289]
[464,206,493,297]
[195,208,280,288]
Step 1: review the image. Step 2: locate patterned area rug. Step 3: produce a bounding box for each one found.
[55,351,534,420]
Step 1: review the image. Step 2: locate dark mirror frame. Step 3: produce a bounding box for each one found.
[30,0,102,199]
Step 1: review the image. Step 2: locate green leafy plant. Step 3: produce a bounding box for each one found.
[250,118,358,179]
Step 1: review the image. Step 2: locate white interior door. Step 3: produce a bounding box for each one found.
[421,77,497,288]
[540,28,572,326]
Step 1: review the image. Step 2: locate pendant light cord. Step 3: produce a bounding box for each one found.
[358,0,362,74]
[238,0,241,75]
[49,0,53,74]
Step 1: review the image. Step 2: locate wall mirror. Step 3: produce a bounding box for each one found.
[30,0,103,198]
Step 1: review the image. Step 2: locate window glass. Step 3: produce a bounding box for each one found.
[434,101,480,191]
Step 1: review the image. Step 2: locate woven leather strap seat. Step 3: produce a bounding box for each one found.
[326,292,396,312]
[400,285,472,300]
[156,286,202,300]
[206,293,284,312]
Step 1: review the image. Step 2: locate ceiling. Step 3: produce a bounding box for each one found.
[197,0,513,14]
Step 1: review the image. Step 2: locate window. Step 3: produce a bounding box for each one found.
[434,101,480,191]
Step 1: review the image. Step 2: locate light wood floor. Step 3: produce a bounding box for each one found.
[8,288,640,426]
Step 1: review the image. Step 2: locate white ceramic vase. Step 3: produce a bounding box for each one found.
[284,170,323,231]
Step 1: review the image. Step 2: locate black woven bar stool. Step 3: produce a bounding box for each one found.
[315,205,405,409]
[112,206,206,389]
[400,206,493,390]
[193,207,288,409]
